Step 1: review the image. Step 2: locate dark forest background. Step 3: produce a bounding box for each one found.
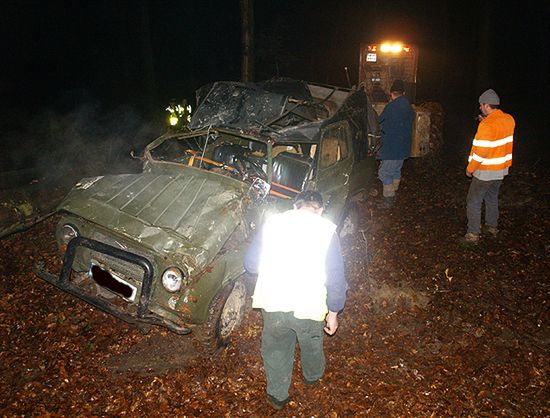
[0,1,548,172]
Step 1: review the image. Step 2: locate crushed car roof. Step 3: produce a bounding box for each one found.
[189,78,370,144]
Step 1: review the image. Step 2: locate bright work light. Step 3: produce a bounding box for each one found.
[380,42,403,53]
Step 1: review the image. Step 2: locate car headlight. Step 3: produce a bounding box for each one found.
[162,267,184,292]
[59,223,79,244]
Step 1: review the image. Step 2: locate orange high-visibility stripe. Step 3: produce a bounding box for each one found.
[467,109,515,173]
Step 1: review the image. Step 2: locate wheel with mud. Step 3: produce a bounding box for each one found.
[194,280,248,355]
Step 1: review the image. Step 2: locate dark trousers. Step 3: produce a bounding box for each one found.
[261,311,325,401]
[466,177,503,234]
[378,159,404,185]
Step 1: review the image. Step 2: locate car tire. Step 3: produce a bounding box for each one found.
[194,280,248,355]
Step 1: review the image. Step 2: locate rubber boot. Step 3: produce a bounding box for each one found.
[378,184,396,209]
[393,179,401,192]
[382,184,396,198]
[379,196,395,208]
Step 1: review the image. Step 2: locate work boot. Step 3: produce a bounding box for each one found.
[378,184,396,209]
[266,394,288,410]
[378,196,395,209]
[482,225,498,238]
[393,179,401,192]
[304,377,320,386]
[458,232,479,246]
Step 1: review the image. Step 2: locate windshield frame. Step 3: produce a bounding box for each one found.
[144,127,321,201]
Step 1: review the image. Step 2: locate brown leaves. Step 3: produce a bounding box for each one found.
[1,158,549,416]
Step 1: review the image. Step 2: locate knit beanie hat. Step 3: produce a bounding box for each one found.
[390,79,405,93]
[479,89,500,105]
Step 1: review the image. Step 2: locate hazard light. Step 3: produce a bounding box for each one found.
[372,42,412,54]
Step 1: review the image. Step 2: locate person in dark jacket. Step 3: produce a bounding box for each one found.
[377,79,414,207]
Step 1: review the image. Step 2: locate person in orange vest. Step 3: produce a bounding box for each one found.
[460,89,515,245]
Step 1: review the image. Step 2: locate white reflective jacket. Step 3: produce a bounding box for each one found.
[252,209,336,321]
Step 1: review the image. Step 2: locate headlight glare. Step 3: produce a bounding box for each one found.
[162,267,184,292]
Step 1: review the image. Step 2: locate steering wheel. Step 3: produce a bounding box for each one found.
[245,159,268,181]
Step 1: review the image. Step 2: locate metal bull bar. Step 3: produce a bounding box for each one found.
[34,236,191,335]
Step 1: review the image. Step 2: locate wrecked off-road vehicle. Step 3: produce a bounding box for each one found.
[36,79,380,352]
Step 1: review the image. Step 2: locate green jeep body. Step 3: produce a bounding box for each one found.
[36,79,380,349]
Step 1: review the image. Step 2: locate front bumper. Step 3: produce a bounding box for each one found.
[34,236,191,335]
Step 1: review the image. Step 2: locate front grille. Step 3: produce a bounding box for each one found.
[89,264,137,301]
[66,232,155,309]
[89,250,145,283]
[90,231,154,283]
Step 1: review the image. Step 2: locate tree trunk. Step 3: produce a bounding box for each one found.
[476,2,493,93]
[138,0,158,114]
[240,0,255,82]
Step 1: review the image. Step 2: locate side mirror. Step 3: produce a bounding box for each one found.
[248,178,271,202]
[130,150,143,160]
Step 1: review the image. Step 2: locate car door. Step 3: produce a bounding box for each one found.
[313,121,353,223]
[348,134,377,197]
[347,103,380,197]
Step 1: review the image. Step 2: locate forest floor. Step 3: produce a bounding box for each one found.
[0,131,548,416]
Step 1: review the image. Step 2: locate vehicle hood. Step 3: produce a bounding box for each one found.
[59,171,245,269]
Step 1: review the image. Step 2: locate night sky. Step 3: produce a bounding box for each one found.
[1,1,548,146]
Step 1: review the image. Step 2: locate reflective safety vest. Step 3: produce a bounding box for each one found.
[467,109,515,174]
[252,209,336,321]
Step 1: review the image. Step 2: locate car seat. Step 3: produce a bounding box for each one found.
[272,152,312,192]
